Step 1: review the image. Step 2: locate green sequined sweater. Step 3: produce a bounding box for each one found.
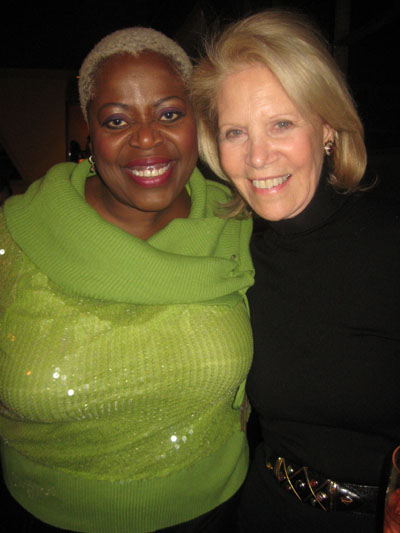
[0,160,254,532]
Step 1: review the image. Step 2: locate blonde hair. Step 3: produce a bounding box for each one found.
[79,27,192,123]
[191,10,367,216]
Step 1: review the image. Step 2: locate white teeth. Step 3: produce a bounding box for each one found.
[129,162,171,177]
[252,174,291,189]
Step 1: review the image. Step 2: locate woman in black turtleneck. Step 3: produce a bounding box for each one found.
[192,9,400,533]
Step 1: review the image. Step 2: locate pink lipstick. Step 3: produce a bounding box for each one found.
[126,158,174,188]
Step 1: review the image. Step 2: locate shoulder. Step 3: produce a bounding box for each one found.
[336,190,400,276]
[38,160,91,187]
[4,162,80,209]
[32,162,80,188]
[346,189,400,235]
[45,161,78,177]
[0,208,24,285]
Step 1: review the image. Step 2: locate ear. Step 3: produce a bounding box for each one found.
[323,123,335,144]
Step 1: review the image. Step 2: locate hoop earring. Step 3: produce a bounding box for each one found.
[88,155,96,173]
[324,140,334,156]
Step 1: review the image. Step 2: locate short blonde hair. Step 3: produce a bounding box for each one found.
[191,10,367,216]
[79,27,192,123]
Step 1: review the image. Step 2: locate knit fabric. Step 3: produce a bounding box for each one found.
[3,162,253,305]
[0,161,254,532]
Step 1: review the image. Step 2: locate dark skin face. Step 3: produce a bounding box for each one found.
[85,52,198,240]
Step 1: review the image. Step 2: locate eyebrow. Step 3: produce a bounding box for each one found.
[154,96,187,106]
[97,95,187,113]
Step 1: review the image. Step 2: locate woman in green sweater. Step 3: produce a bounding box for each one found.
[0,28,254,532]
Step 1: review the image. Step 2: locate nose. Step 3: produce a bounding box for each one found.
[129,122,163,149]
[245,137,277,169]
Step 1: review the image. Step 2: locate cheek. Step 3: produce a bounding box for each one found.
[219,143,232,167]
[219,147,245,193]
[288,133,322,172]
[219,144,242,180]
[91,134,122,164]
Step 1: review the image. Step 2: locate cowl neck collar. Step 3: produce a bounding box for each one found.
[4,160,254,305]
[265,171,349,236]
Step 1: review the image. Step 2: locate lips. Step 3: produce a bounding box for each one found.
[125,158,175,188]
[130,162,172,178]
[251,173,291,190]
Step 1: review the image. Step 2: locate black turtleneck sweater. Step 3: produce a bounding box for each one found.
[241,177,400,531]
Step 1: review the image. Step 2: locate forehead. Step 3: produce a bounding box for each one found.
[218,64,297,116]
[93,52,187,102]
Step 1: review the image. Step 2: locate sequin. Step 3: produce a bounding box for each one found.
[0,243,253,481]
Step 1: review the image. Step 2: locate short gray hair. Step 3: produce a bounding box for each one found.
[79,27,193,122]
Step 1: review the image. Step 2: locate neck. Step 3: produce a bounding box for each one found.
[85,175,191,239]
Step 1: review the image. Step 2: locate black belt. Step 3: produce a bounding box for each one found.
[266,453,381,515]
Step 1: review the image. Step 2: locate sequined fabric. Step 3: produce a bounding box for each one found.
[0,214,252,482]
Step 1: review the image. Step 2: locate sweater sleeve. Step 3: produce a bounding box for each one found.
[0,209,25,305]
[1,210,15,286]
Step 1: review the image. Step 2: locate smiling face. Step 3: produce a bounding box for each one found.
[87,52,198,235]
[217,64,333,221]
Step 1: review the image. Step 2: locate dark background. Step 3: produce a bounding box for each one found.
[0,0,399,526]
[1,0,399,156]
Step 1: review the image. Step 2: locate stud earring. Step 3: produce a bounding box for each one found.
[88,155,96,173]
[324,140,334,156]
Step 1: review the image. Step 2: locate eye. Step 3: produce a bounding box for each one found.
[159,109,184,122]
[102,116,128,130]
[218,128,245,143]
[274,120,293,130]
[225,129,243,139]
